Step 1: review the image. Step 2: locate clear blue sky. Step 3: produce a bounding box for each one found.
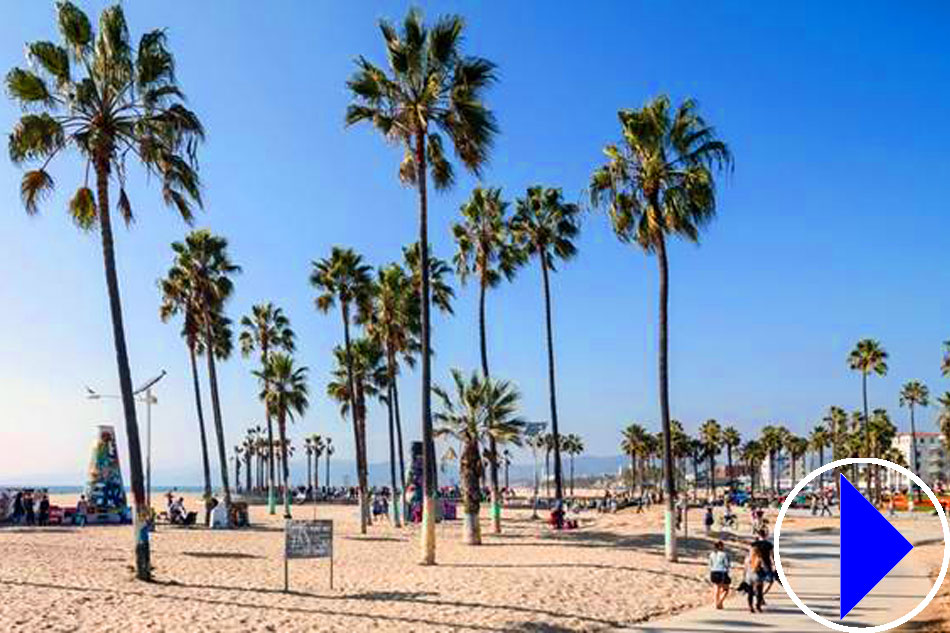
[1,1,948,485]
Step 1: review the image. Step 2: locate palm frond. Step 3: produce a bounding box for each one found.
[68,185,96,229]
[20,169,54,214]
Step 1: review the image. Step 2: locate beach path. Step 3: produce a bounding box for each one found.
[622,521,939,632]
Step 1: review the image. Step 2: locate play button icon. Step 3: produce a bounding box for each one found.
[839,474,914,619]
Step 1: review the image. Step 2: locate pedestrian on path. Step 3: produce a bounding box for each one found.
[708,540,731,609]
[742,543,767,613]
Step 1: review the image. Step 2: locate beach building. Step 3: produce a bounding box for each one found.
[885,432,949,490]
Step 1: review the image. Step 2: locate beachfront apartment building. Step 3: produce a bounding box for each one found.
[885,432,949,491]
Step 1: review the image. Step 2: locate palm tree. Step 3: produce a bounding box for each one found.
[561,434,584,496]
[688,438,704,501]
[242,430,255,493]
[325,438,334,489]
[346,8,497,565]
[308,434,325,492]
[824,406,849,499]
[374,366,403,527]
[787,435,808,486]
[760,426,783,493]
[165,230,239,523]
[326,337,387,531]
[721,426,741,492]
[510,186,581,527]
[699,419,722,497]
[434,369,524,544]
[942,342,950,378]
[365,264,419,520]
[452,186,522,534]
[809,425,830,488]
[670,421,690,493]
[311,247,373,532]
[233,446,243,493]
[621,424,647,492]
[589,96,732,562]
[255,353,309,517]
[239,303,296,514]
[900,380,929,502]
[7,2,205,580]
[741,440,765,499]
[938,393,950,458]
[848,339,889,457]
[159,268,214,523]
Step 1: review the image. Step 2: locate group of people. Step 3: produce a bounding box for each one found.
[7,491,51,526]
[707,528,777,612]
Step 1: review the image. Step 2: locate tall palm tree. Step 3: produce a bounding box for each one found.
[365,264,419,517]
[239,303,296,515]
[7,2,205,580]
[590,96,732,562]
[787,436,808,487]
[699,419,722,497]
[165,230,239,523]
[510,186,581,527]
[311,247,373,532]
[808,425,830,488]
[255,353,309,518]
[621,424,647,492]
[900,380,929,501]
[346,8,497,565]
[824,406,849,499]
[233,446,243,493]
[942,342,950,378]
[721,426,741,492]
[159,268,214,523]
[308,434,325,492]
[434,369,524,545]
[848,339,889,456]
[326,337,387,531]
[242,430,255,493]
[561,434,584,496]
[325,438,334,488]
[670,420,690,493]
[688,437,704,501]
[452,186,522,533]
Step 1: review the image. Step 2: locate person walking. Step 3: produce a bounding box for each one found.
[704,506,714,536]
[24,492,35,526]
[708,540,732,609]
[12,492,23,525]
[743,543,767,613]
[76,495,88,527]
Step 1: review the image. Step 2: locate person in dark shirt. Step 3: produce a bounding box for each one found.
[750,528,776,605]
[24,493,35,525]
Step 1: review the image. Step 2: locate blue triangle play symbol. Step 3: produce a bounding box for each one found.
[840,473,914,619]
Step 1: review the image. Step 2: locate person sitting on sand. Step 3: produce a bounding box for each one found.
[708,540,731,609]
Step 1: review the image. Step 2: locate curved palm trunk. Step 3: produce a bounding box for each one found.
[340,301,369,533]
[655,234,677,561]
[539,251,565,525]
[278,414,291,518]
[95,162,150,580]
[204,318,232,524]
[461,438,482,545]
[188,345,214,525]
[386,383,402,527]
[415,131,437,565]
[478,279,503,534]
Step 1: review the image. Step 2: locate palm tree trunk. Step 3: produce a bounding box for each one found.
[278,415,291,518]
[306,452,312,499]
[414,131,437,565]
[818,447,825,488]
[727,447,734,492]
[188,345,214,525]
[234,456,240,494]
[355,387,370,532]
[313,451,320,491]
[910,404,920,503]
[326,450,331,489]
[340,301,369,533]
[539,250,565,525]
[462,440,482,545]
[95,161,149,580]
[386,383,402,527]
[392,371,406,500]
[245,452,252,493]
[655,233,677,561]
[478,279,503,534]
[570,454,575,496]
[708,454,715,497]
[204,317,232,524]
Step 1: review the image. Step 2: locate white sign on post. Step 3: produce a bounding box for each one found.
[284,519,333,591]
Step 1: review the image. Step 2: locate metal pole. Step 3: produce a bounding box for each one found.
[146,387,152,512]
[284,553,289,592]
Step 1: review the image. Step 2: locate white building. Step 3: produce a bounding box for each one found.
[887,432,948,490]
[759,453,795,491]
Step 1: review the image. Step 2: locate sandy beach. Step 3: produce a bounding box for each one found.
[0,496,746,632]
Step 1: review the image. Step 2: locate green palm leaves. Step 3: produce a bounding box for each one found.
[8,2,204,224]
[453,187,522,288]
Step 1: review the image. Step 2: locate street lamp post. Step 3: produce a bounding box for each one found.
[85,370,166,513]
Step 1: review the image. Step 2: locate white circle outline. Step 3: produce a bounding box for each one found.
[773,457,950,632]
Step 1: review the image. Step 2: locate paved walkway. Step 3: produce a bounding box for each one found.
[622,522,935,632]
